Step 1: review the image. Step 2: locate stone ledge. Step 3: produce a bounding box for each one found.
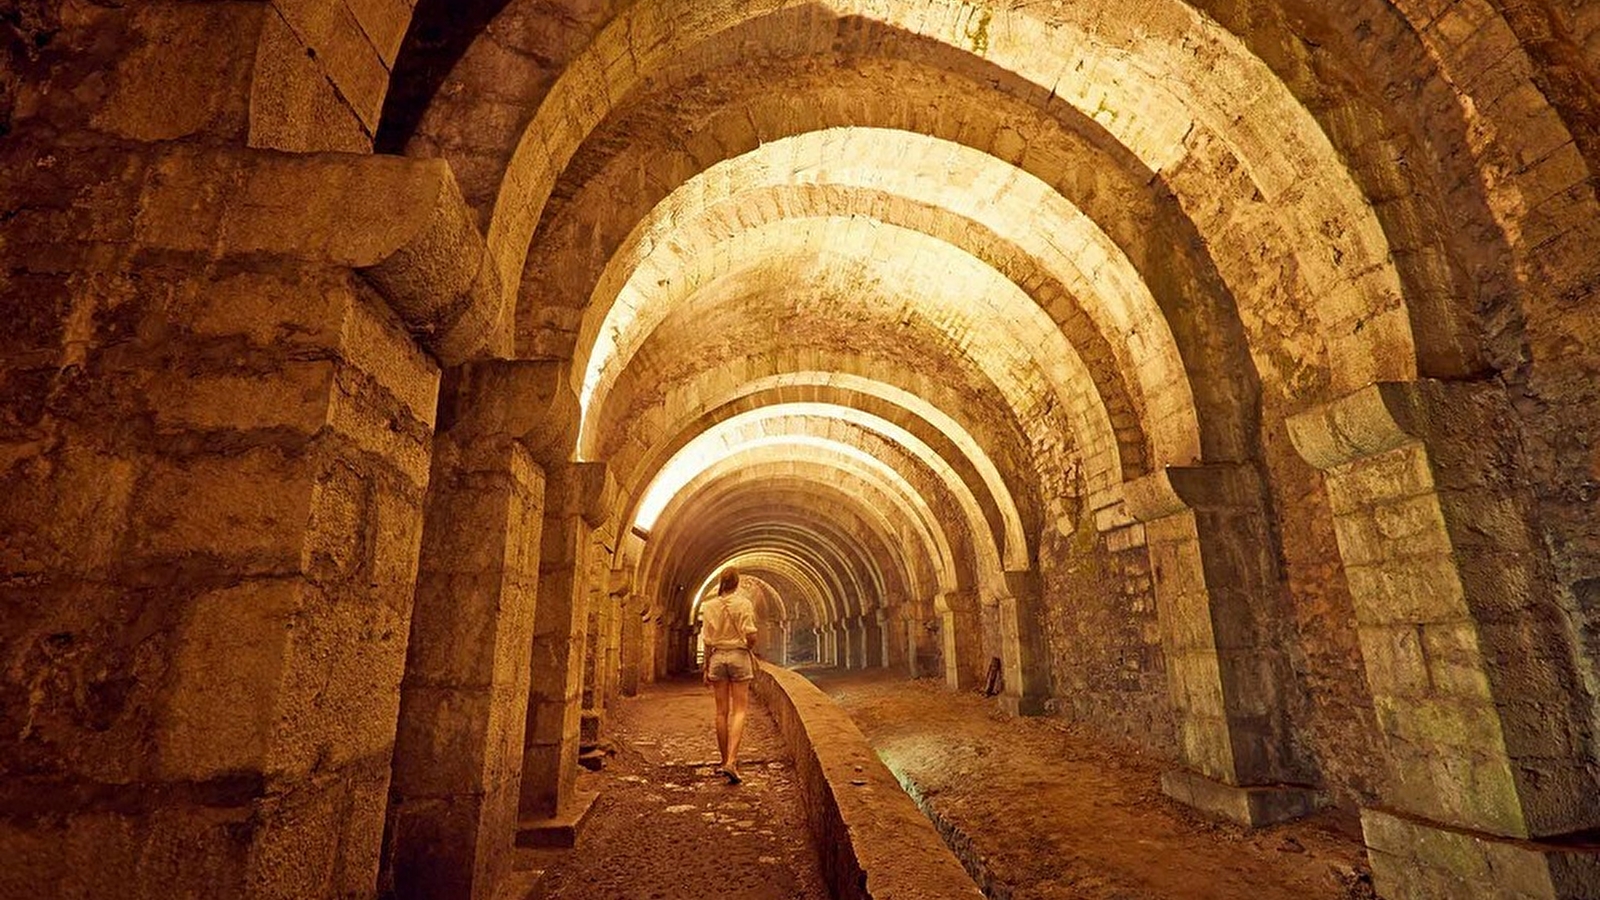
[1362,807,1600,900]
[514,787,601,849]
[1160,769,1322,828]
[753,666,984,900]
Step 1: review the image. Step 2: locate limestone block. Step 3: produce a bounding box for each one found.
[248,761,391,900]
[131,448,315,568]
[159,581,305,780]
[386,794,494,900]
[249,11,373,153]
[393,687,499,797]
[271,0,389,129]
[127,148,503,365]
[1362,808,1600,900]
[90,3,262,142]
[440,360,579,464]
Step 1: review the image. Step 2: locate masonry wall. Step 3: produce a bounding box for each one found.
[1037,503,1174,754]
[0,256,439,898]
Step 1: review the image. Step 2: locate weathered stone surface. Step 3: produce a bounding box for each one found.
[6,2,1600,899]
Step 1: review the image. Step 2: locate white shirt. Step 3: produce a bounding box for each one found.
[701,589,758,650]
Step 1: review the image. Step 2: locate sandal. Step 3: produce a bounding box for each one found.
[721,765,742,785]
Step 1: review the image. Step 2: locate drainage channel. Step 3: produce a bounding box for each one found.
[885,766,1013,900]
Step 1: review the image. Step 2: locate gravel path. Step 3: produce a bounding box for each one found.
[526,677,829,900]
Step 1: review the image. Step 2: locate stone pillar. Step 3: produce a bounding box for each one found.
[0,125,522,896]
[619,594,644,697]
[997,571,1052,716]
[603,584,625,705]
[388,361,569,899]
[879,605,902,669]
[1289,381,1600,898]
[818,625,835,666]
[577,535,616,755]
[846,617,869,668]
[866,612,888,668]
[904,614,923,677]
[1124,464,1317,826]
[666,623,689,675]
[518,462,616,826]
[939,592,982,690]
[839,619,858,670]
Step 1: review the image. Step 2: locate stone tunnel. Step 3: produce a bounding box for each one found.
[2,1,1599,898]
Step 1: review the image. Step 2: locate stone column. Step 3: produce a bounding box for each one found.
[939,592,983,690]
[839,619,858,670]
[518,462,616,827]
[847,617,870,668]
[904,613,923,677]
[879,604,903,670]
[1289,381,1600,899]
[388,361,571,899]
[865,612,888,668]
[997,571,1052,716]
[603,584,625,705]
[619,594,644,697]
[1124,464,1317,826]
[0,132,514,897]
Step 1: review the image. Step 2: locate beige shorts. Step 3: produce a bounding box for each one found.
[705,647,755,682]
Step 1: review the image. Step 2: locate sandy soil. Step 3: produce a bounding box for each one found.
[810,669,1378,900]
[525,677,829,900]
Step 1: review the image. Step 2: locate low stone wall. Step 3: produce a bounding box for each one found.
[753,666,984,900]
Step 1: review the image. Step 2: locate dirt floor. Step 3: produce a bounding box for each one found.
[809,669,1377,900]
[523,677,830,900]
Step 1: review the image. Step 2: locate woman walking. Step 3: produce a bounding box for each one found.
[701,567,760,783]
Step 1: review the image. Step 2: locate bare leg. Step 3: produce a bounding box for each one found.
[712,679,731,766]
[725,679,751,777]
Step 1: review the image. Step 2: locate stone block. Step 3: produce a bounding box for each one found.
[250,767,386,900]
[1357,623,1433,697]
[270,583,410,774]
[272,0,390,129]
[1323,443,1436,515]
[249,12,373,153]
[0,793,253,899]
[1160,769,1321,827]
[0,442,137,577]
[372,481,430,589]
[392,686,496,797]
[515,787,601,849]
[1419,621,1494,700]
[158,580,305,780]
[1342,556,1467,624]
[386,794,490,900]
[145,361,336,436]
[1214,649,1281,718]
[89,3,262,142]
[1362,808,1600,900]
[130,448,315,567]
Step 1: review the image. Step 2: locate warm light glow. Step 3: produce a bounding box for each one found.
[635,403,1009,582]
[580,215,1123,496]
[639,435,960,591]
[573,127,1196,474]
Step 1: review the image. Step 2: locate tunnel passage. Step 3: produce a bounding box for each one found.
[2,1,1599,899]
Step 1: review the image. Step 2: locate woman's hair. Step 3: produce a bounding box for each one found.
[717,566,740,594]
